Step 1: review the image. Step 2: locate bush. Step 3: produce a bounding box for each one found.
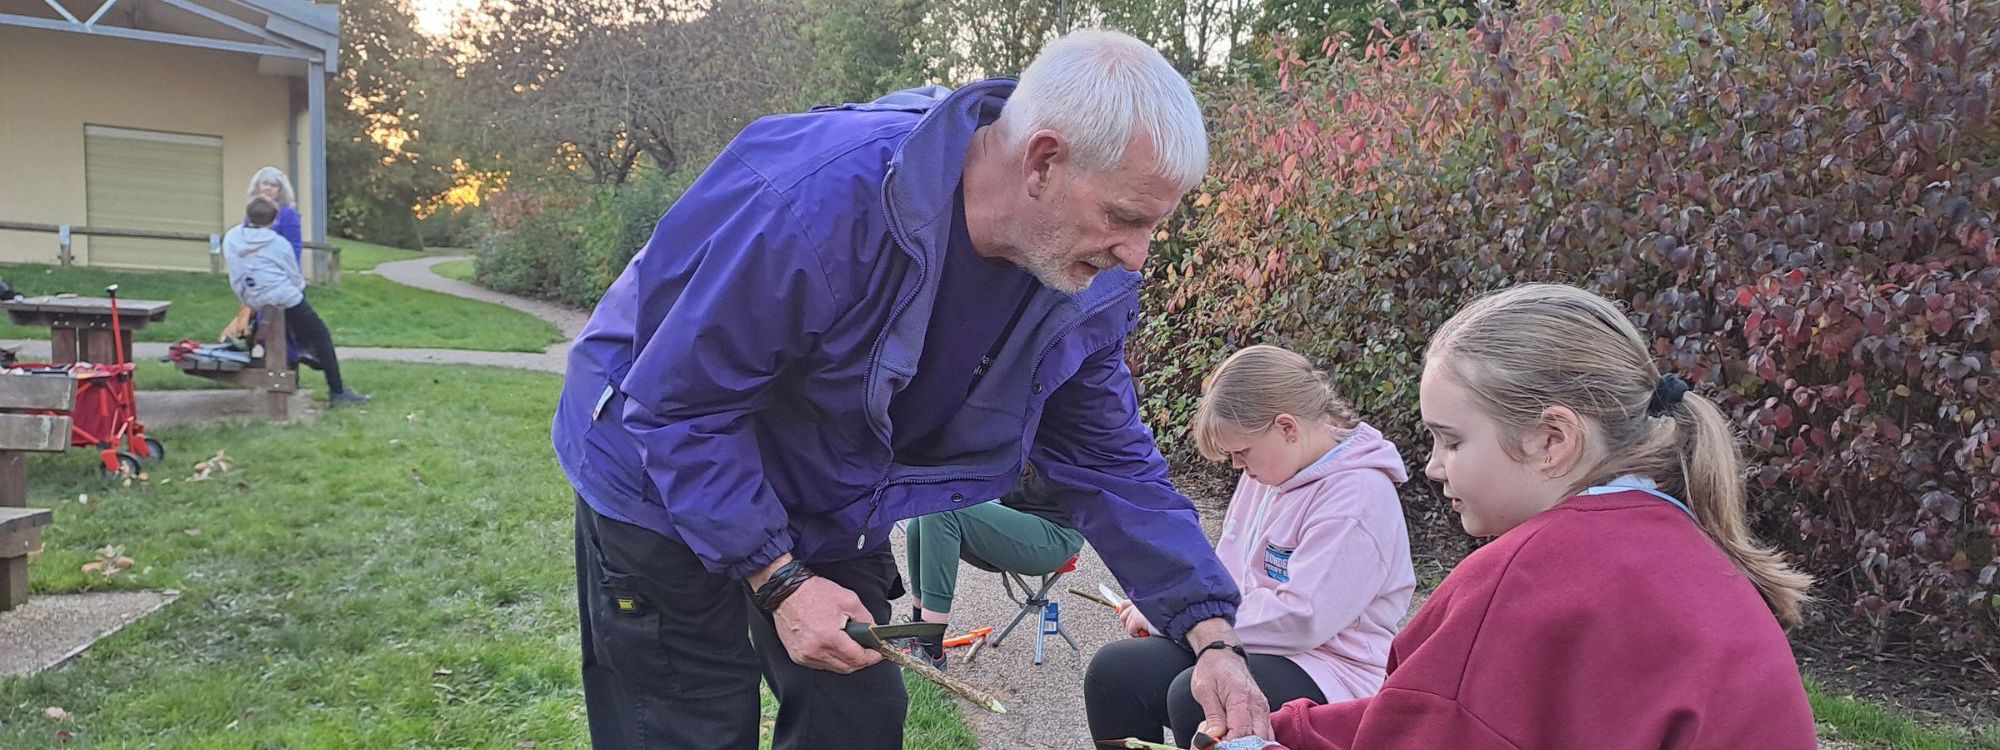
[1135,0,2000,655]
[471,166,696,308]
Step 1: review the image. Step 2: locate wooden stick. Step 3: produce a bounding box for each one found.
[1101,739,1179,750]
[872,642,1007,714]
[1069,587,1117,610]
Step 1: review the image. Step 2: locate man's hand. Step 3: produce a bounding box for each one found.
[1115,601,1153,639]
[769,576,883,674]
[1186,618,1272,740]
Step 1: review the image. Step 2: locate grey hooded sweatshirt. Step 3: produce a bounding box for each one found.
[222,223,305,309]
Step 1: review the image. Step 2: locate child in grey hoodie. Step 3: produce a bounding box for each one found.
[223,197,368,407]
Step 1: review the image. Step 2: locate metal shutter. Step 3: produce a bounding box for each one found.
[84,125,223,270]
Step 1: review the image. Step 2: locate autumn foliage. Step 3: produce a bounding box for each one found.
[1134,0,2000,654]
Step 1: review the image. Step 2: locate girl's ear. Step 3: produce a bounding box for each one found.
[1274,413,1301,443]
[1523,405,1590,478]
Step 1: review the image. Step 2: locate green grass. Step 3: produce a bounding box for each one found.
[431,258,475,283]
[0,362,974,749]
[1807,676,2000,750]
[0,264,560,353]
[324,238,423,273]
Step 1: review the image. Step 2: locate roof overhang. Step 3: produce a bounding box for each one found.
[0,0,339,75]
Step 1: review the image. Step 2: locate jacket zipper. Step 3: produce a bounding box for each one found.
[856,164,924,549]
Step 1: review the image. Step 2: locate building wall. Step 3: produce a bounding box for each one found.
[0,24,310,268]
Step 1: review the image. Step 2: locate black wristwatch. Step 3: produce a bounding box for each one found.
[1195,639,1246,661]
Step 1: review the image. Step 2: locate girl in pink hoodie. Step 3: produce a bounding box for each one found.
[1254,284,1817,750]
[1084,344,1416,748]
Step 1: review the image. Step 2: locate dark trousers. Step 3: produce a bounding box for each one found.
[282,300,345,394]
[1084,635,1326,748]
[574,497,908,749]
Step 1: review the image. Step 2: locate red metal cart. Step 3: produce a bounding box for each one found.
[11,285,162,477]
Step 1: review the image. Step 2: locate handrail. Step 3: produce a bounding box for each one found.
[0,219,341,284]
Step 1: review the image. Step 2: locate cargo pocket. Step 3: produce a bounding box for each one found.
[590,566,675,690]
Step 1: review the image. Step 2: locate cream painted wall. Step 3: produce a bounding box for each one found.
[0,24,309,267]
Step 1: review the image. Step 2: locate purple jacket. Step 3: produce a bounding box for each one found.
[551,80,1238,641]
[274,205,303,263]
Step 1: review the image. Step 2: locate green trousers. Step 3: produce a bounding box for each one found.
[904,500,1085,613]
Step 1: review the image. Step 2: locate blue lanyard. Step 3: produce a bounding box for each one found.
[1580,475,1696,520]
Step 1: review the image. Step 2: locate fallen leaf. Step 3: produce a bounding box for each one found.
[55,729,72,742]
[434,668,453,676]
[114,556,134,569]
[225,719,240,730]
[81,562,103,575]
[185,528,201,536]
[517,742,537,750]
[76,494,89,505]
[43,706,67,721]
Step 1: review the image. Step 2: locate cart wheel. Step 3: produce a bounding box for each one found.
[100,452,142,481]
[141,437,165,464]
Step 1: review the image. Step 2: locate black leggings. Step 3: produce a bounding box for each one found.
[1084,635,1325,748]
[283,300,345,395]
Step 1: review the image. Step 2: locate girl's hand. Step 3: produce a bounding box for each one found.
[1115,601,1153,638]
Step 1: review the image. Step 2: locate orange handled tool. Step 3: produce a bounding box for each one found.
[944,627,993,648]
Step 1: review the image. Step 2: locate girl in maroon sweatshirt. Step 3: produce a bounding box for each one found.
[1257,283,1818,750]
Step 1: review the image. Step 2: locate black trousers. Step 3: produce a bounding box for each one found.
[1084,635,1326,748]
[282,300,345,394]
[574,497,908,749]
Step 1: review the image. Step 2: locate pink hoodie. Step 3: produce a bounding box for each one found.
[1214,422,1415,702]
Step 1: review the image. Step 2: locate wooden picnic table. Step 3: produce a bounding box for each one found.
[2,295,171,366]
[0,373,75,611]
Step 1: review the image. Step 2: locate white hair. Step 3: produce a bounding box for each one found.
[999,28,1209,191]
[247,166,297,206]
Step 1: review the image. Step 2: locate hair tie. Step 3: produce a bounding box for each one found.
[1649,373,1689,416]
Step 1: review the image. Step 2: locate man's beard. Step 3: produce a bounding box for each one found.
[1011,220,1111,296]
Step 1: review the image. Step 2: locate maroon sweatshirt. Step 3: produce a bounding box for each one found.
[1268,489,1816,750]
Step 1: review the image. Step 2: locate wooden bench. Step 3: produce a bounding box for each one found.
[173,305,298,420]
[0,373,75,611]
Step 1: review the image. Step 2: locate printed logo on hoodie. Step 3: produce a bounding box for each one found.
[1264,542,1294,582]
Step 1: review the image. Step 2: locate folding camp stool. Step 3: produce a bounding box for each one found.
[968,552,1079,664]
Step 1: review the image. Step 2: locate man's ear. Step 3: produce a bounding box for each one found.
[1523,405,1590,478]
[1022,129,1065,199]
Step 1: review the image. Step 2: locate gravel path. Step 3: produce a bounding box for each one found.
[886,525,1127,749]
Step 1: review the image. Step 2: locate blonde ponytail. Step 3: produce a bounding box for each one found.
[1673,393,1813,627]
[1428,283,1813,628]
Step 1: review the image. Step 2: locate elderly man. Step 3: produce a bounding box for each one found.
[554,28,1266,749]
